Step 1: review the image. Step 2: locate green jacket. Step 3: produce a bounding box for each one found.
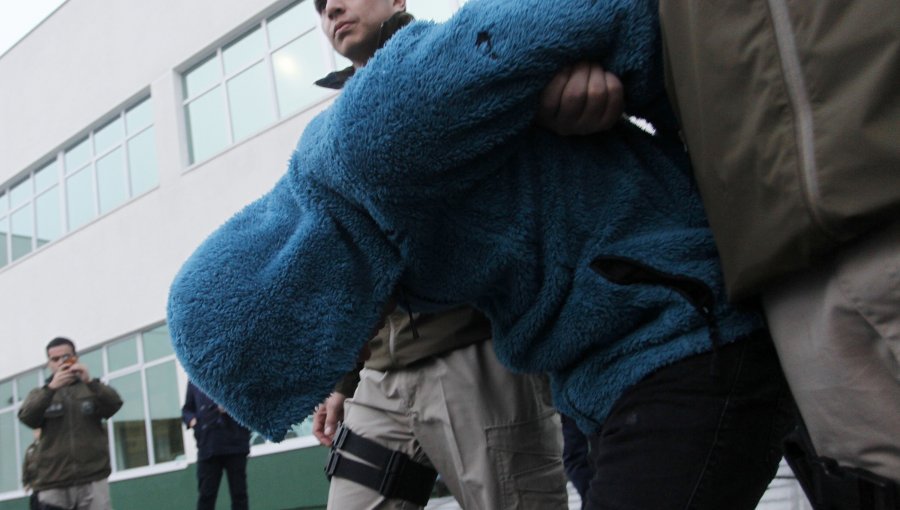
[660,0,900,300]
[18,379,123,491]
[335,306,491,396]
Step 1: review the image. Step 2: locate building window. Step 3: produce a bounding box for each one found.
[406,0,466,22]
[0,368,45,495]
[79,324,186,472]
[249,418,314,447]
[0,97,158,269]
[182,0,350,164]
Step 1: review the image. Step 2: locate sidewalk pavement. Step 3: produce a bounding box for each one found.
[424,482,582,509]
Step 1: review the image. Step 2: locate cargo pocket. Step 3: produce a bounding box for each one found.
[486,410,568,510]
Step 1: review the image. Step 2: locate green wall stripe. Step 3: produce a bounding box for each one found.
[0,446,329,510]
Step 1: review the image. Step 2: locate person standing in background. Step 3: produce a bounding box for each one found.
[18,337,123,510]
[22,429,41,510]
[182,381,251,510]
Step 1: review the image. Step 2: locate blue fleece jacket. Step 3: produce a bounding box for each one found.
[168,0,764,440]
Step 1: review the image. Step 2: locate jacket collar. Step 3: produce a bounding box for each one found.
[314,11,415,90]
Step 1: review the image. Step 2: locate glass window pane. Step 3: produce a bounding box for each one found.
[0,191,7,214]
[290,416,313,437]
[34,161,59,193]
[126,98,152,134]
[407,0,455,21]
[10,176,31,208]
[186,87,229,164]
[227,62,276,141]
[268,1,316,49]
[11,204,33,261]
[35,187,61,247]
[0,216,7,268]
[15,371,41,403]
[0,381,12,408]
[142,325,173,362]
[127,128,158,196]
[66,167,96,231]
[97,148,128,214]
[79,350,103,379]
[0,411,16,492]
[94,116,124,156]
[273,35,331,117]
[65,138,91,174]
[109,372,149,470]
[108,336,138,372]
[334,50,352,71]
[183,54,221,99]
[223,28,265,75]
[146,362,185,463]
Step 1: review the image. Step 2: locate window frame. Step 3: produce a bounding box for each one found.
[82,325,187,476]
[0,95,157,272]
[180,0,347,166]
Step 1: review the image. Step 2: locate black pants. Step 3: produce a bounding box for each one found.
[197,453,249,510]
[585,331,795,510]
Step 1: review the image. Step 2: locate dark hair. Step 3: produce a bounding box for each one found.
[46,337,76,355]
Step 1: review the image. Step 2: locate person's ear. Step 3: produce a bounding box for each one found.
[393,0,406,12]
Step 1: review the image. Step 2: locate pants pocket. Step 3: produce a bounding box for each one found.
[486,410,568,510]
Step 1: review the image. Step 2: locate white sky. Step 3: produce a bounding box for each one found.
[0,0,67,56]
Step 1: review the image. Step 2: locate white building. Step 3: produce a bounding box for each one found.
[0,0,811,508]
[0,1,468,508]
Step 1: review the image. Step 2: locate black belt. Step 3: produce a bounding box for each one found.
[325,423,437,506]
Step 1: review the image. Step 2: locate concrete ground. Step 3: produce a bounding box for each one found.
[424,482,582,509]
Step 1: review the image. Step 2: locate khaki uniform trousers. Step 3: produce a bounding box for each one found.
[326,340,568,509]
[38,479,111,510]
[763,220,900,482]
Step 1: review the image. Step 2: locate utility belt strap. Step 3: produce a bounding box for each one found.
[325,423,437,506]
[783,421,899,509]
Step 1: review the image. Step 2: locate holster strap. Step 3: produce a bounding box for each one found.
[325,423,437,506]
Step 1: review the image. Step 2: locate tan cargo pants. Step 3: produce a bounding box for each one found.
[38,479,111,510]
[763,220,900,482]
[326,340,568,509]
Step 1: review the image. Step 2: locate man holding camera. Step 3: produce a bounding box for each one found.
[19,337,123,510]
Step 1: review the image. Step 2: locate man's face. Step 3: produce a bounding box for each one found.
[316,0,406,68]
[47,345,76,374]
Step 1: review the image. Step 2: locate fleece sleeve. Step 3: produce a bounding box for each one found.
[305,0,663,200]
[167,174,403,440]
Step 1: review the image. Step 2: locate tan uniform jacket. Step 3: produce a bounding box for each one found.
[334,306,491,396]
[18,380,123,491]
[660,1,900,300]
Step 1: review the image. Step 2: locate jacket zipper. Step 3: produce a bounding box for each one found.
[766,0,838,240]
[66,387,77,481]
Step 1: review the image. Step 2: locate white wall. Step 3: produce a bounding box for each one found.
[0,0,336,375]
[0,0,292,174]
